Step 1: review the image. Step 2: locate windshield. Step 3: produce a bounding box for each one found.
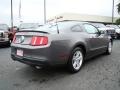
[91,23,106,28]
[106,25,120,29]
[0,24,8,30]
[19,23,39,29]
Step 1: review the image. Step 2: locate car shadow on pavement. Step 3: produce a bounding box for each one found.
[9,53,111,89]
[12,54,105,81]
[9,65,74,89]
[84,53,107,64]
[13,53,107,80]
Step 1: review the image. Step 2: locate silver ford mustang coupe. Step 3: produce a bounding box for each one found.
[11,21,112,73]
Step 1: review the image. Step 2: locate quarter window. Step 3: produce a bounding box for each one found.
[84,24,98,34]
[71,25,82,32]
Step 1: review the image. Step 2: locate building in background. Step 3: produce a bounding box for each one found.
[48,13,119,24]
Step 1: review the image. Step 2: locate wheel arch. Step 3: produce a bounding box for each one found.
[71,42,87,56]
[67,42,86,73]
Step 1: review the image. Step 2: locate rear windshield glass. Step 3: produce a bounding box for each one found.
[35,22,72,34]
[0,24,8,30]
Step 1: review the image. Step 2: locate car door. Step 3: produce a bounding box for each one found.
[83,24,106,54]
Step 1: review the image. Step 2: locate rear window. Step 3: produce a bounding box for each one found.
[36,24,58,34]
[35,22,72,34]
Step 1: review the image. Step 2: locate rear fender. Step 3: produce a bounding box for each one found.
[70,42,87,57]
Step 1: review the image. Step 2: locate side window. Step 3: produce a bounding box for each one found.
[100,30,105,34]
[84,24,98,34]
[71,25,82,32]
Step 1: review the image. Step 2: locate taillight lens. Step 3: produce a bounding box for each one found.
[30,36,48,46]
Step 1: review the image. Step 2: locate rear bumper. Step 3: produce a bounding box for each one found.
[11,54,49,66]
[11,45,69,66]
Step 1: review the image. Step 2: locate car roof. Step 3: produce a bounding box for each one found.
[90,22,104,24]
[57,20,89,25]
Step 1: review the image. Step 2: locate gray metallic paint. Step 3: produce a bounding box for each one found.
[11,21,110,66]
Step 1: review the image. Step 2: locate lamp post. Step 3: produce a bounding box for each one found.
[11,0,13,27]
[112,0,114,24]
[19,0,22,23]
[44,0,46,24]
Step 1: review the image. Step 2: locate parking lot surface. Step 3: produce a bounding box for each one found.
[0,40,120,90]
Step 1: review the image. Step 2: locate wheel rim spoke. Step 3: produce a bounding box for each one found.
[73,61,77,68]
[72,50,83,70]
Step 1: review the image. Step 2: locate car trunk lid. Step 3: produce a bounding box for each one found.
[13,31,49,45]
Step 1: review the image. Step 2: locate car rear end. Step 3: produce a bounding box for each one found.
[11,31,51,66]
[0,30,10,46]
[11,24,71,67]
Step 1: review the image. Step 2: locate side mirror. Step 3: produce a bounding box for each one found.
[96,31,101,36]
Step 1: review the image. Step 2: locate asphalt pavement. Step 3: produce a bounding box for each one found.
[0,40,120,90]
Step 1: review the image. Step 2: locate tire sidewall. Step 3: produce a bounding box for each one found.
[106,41,112,54]
[68,47,84,73]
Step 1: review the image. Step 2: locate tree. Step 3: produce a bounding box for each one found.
[117,3,120,14]
[116,2,120,24]
[116,18,120,25]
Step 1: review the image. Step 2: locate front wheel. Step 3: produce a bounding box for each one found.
[105,42,112,55]
[67,47,84,73]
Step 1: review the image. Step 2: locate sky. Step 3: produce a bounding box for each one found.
[0,0,119,26]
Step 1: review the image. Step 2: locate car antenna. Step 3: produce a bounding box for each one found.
[55,16,63,34]
[55,16,59,34]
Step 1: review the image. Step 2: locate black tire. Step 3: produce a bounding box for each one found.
[105,42,112,55]
[67,47,84,73]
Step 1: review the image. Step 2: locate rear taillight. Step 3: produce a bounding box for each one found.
[30,36,48,46]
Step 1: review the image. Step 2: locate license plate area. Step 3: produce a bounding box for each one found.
[16,49,23,56]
